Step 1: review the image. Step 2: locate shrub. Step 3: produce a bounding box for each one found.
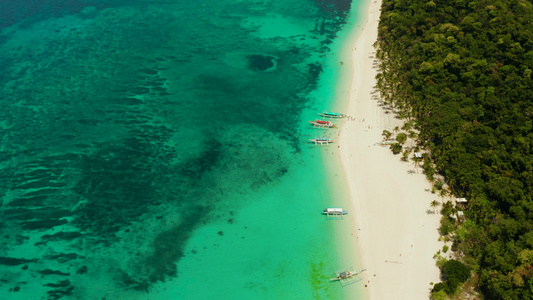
[440,217,454,235]
[451,239,458,252]
[431,290,448,300]
[432,282,446,292]
[422,159,435,180]
[390,142,403,154]
[382,130,392,140]
[396,132,407,144]
[434,180,444,190]
[444,277,460,294]
[443,259,470,283]
[443,245,449,253]
[436,256,447,268]
[441,201,454,216]
[401,150,409,161]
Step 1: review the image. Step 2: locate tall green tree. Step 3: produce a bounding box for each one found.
[375,0,533,297]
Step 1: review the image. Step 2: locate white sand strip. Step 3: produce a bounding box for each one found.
[338,0,443,299]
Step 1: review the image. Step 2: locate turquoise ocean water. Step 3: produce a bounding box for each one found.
[0,0,365,299]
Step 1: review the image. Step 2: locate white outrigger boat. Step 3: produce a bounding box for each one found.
[309,137,334,145]
[319,111,346,118]
[322,207,348,219]
[330,267,366,286]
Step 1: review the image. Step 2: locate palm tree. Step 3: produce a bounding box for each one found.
[396,132,407,145]
[402,150,410,162]
[408,130,418,148]
[439,189,448,205]
[390,142,403,154]
[401,121,413,132]
[412,154,422,173]
[434,180,444,190]
[382,130,392,141]
[430,200,440,214]
[446,178,456,196]
[393,126,400,136]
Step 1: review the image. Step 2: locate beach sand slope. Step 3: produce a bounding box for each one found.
[338,0,443,299]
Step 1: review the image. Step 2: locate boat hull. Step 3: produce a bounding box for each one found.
[308,120,336,128]
[319,112,345,118]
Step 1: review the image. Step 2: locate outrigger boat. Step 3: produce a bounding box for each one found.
[322,207,348,217]
[330,267,366,286]
[309,120,336,128]
[322,207,348,219]
[319,111,346,118]
[309,137,334,145]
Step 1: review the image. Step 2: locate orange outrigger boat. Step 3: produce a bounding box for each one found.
[308,120,336,128]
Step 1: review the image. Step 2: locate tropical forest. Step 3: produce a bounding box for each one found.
[374,0,533,299]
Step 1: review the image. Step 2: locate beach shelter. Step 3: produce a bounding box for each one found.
[457,211,465,222]
[456,198,467,208]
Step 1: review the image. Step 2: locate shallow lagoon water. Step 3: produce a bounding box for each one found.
[0,0,364,298]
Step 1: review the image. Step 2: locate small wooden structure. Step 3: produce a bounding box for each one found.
[322,207,348,219]
[330,267,366,286]
[450,210,466,222]
[455,197,468,209]
[456,211,466,222]
[456,197,467,204]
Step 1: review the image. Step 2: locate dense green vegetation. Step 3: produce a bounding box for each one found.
[433,259,471,294]
[375,0,533,298]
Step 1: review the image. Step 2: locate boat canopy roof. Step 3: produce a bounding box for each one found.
[326,208,344,213]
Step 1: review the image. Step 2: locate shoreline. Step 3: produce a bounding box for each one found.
[337,0,443,298]
[312,1,371,299]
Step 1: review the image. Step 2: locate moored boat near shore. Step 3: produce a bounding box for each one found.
[309,137,334,145]
[322,207,348,219]
[322,207,348,217]
[319,111,346,118]
[309,120,336,128]
[330,267,366,286]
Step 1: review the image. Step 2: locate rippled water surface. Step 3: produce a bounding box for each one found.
[0,0,363,298]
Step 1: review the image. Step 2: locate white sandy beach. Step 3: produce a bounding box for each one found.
[337,0,443,299]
